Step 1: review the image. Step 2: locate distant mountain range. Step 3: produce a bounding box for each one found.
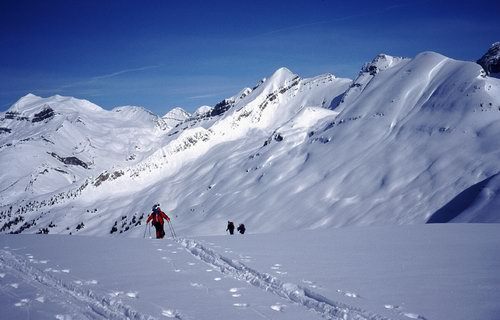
[1,44,499,236]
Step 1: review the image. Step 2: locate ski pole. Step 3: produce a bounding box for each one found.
[168,221,177,239]
[171,221,177,238]
[167,221,174,239]
[143,222,148,238]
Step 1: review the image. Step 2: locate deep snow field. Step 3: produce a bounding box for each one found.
[1,224,499,320]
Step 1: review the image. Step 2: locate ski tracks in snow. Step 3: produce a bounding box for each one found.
[179,239,429,320]
[0,249,164,320]
[178,238,389,320]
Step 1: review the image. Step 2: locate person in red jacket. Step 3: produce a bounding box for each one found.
[146,204,171,239]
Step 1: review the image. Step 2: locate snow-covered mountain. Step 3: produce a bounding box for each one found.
[1,48,499,236]
[162,107,191,130]
[0,95,172,206]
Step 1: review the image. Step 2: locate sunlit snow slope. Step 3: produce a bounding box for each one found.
[1,50,499,236]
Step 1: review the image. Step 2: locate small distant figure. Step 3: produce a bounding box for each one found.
[237,223,246,234]
[226,221,235,235]
[147,204,171,239]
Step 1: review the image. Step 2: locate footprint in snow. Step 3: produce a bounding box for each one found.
[206,269,213,272]
[0,273,5,278]
[229,288,241,297]
[187,262,196,266]
[384,304,400,310]
[214,277,222,281]
[171,251,177,254]
[10,283,19,289]
[174,269,181,273]
[384,304,427,320]
[157,248,163,251]
[36,296,45,303]
[14,298,29,307]
[233,303,249,308]
[337,289,359,298]
[402,312,427,320]
[55,314,73,320]
[109,291,124,297]
[109,291,138,299]
[190,283,203,288]
[270,303,286,312]
[162,309,181,318]
[73,280,98,286]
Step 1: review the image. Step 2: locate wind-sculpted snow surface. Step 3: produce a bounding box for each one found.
[0,250,156,320]
[180,238,388,320]
[1,48,500,236]
[1,225,498,319]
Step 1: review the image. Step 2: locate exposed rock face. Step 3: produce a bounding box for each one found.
[48,152,88,169]
[32,106,55,123]
[477,42,500,77]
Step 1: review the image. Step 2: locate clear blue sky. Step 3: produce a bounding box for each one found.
[1,0,499,115]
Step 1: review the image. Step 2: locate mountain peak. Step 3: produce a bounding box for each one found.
[361,53,406,75]
[269,67,296,81]
[10,93,42,109]
[162,107,190,128]
[163,107,190,120]
[252,67,299,96]
[21,93,40,100]
[192,105,213,118]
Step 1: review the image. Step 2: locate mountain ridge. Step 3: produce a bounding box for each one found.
[1,48,499,236]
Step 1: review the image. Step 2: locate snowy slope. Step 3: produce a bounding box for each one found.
[1,224,499,320]
[1,49,500,236]
[0,95,169,204]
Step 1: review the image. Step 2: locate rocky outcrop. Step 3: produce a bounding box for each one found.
[48,152,88,169]
[477,42,500,77]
